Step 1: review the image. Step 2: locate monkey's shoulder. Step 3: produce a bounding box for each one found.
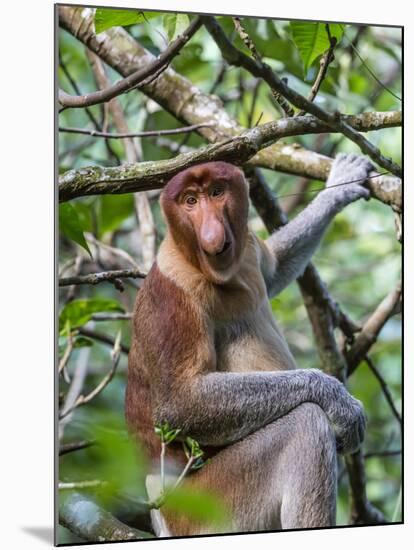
[135,262,203,324]
[133,262,208,348]
[132,263,213,386]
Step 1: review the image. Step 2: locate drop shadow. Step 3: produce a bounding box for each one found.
[21,526,54,545]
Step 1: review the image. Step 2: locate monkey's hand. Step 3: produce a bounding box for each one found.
[324,153,373,205]
[310,369,366,454]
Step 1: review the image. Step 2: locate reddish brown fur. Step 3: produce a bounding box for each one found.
[126,262,219,467]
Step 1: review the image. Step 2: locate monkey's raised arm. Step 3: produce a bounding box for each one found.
[261,154,373,297]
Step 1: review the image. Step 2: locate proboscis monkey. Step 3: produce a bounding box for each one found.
[126,154,371,535]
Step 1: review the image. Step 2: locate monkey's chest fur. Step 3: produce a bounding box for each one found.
[209,243,296,373]
[214,298,296,373]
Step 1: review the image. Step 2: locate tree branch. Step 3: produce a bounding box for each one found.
[59,269,146,287]
[202,16,401,178]
[345,451,387,524]
[58,7,401,194]
[59,111,401,205]
[346,282,402,375]
[59,492,153,541]
[58,17,202,108]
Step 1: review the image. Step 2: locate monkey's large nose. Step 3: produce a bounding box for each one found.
[200,217,226,256]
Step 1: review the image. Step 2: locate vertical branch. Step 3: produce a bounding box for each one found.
[86,49,156,271]
[59,346,91,440]
[59,55,121,164]
[297,25,337,116]
[232,17,295,117]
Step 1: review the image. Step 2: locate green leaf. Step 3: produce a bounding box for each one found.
[94,8,157,34]
[59,298,124,331]
[59,203,91,256]
[290,22,343,75]
[163,13,190,42]
[73,336,94,348]
[97,194,134,237]
[73,201,94,234]
[163,486,230,527]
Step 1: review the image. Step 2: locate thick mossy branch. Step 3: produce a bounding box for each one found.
[59,112,401,206]
[59,131,260,201]
[59,492,153,542]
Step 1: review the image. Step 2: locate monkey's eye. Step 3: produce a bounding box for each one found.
[211,187,224,198]
[185,196,197,206]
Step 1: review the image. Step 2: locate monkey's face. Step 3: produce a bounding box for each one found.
[161,162,249,284]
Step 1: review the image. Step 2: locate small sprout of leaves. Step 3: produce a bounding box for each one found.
[154,421,181,444]
[184,436,204,459]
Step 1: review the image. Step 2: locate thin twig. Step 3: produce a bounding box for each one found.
[170,456,196,494]
[77,327,130,354]
[340,24,401,101]
[58,17,202,108]
[149,455,196,509]
[86,48,157,272]
[365,355,402,427]
[59,479,107,490]
[59,331,74,383]
[209,61,227,94]
[91,312,132,321]
[59,346,91,440]
[59,331,123,419]
[59,122,214,139]
[59,439,95,456]
[160,442,166,495]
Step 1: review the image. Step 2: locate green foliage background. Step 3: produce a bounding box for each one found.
[58,9,402,543]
